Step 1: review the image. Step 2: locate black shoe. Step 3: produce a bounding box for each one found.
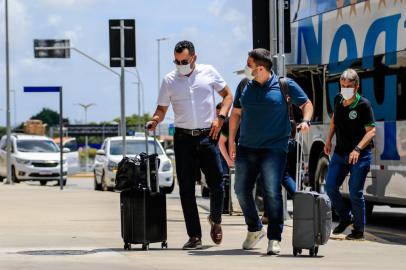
[182,237,202,250]
[345,230,364,240]
[332,220,353,235]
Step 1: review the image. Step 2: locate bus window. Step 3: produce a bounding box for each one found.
[287,68,324,123]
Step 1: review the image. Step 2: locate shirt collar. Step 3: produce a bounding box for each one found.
[251,71,276,88]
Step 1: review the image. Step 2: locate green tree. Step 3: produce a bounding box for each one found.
[114,113,151,130]
[0,126,6,137]
[31,108,69,126]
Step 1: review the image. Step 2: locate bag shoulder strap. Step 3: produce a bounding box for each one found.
[279,77,294,120]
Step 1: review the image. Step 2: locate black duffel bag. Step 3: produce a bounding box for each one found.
[115,153,160,191]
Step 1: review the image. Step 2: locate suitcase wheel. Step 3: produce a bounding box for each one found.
[293,248,302,257]
[161,241,168,249]
[124,243,131,250]
[309,247,318,257]
[142,243,149,251]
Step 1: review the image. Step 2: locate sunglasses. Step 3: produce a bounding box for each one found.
[173,59,191,65]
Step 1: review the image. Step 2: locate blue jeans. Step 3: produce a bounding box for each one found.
[174,130,224,238]
[325,150,372,232]
[282,171,296,197]
[235,145,286,241]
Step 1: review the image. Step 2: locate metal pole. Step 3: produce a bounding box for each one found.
[135,69,141,131]
[11,90,16,127]
[84,108,88,172]
[4,0,12,185]
[59,87,63,190]
[277,0,286,77]
[157,39,160,94]
[120,20,127,157]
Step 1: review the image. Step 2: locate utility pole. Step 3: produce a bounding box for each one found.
[157,37,169,94]
[4,0,12,185]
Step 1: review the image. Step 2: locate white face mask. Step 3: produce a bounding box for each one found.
[244,65,255,80]
[176,63,193,76]
[341,87,355,100]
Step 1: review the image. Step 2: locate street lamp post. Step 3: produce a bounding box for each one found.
[76,103,95,172]
[156,37,169,94]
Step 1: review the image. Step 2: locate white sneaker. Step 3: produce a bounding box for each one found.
[242,229,266,250]
[267,240,281,255]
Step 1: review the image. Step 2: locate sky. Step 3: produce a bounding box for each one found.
[0,0,252,126]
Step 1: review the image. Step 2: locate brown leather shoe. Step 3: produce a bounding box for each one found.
[182,237,202,250]
[207,216,223,245]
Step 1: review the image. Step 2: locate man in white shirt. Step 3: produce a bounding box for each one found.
[147,40,233,250]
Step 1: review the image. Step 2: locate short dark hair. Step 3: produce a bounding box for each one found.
[175,40,195,55]
[248,48,273,71]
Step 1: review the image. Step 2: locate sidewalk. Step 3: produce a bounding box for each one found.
[0,179,405,270]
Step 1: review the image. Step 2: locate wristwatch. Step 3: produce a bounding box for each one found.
[354,146,362,153]
[218,114,226,121]
[302,120,311,126]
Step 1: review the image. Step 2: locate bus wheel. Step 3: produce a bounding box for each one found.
[314,155,329,194]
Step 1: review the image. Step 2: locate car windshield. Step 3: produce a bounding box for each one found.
[17,140,59,153]
[109,140,163,155]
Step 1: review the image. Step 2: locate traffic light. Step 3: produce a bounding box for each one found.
[34,39,70,58]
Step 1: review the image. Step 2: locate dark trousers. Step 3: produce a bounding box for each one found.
[174,131,224,238]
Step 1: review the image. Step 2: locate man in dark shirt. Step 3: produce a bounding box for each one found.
[229,49,313,255]
[324,68,376,240]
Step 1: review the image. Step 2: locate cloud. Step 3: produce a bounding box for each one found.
[208,0,227,16]
[208,0,250,40]
[63,25,84,45]
[48,15,63,26]
[39,0,98,9]
[0,0,31,44]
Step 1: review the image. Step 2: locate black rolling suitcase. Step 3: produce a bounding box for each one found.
[292,131,332,257]
[119,128,168,251]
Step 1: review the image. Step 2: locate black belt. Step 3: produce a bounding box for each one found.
[175,127,211,137]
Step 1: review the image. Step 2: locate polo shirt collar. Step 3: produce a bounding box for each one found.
[251,71,277,88]
[349,93,361,109]
[340,92,361,109]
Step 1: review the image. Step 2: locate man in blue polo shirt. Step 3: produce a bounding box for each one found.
[228,48,313,255]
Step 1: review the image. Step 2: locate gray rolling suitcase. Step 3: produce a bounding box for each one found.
[292,131,332,257]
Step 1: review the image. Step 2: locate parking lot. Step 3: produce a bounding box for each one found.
[0,177,405,270]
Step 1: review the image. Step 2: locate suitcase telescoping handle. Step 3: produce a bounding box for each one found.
[295,127,305,192]
[144,125,160,193]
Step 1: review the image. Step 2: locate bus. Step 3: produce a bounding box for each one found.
[284,0,406,215]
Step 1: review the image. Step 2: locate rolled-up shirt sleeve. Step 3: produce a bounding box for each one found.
[209,65,227,92]
[157,78,171,106]
[287,78,309,107]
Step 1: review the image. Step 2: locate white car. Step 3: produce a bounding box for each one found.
[93,135,174,193]
[54,137,80,174]
[0,134,68,186]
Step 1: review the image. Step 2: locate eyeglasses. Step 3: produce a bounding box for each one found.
[173,59,191,65]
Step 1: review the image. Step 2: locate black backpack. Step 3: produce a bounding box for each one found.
[115,153,160,191]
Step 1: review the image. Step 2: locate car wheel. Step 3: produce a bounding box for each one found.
[11,166,20,183]
[163,179,175,194]
[314,155,329,194]
[40,180,47,186]
[94,171,102,191]
[101,171,109,191]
